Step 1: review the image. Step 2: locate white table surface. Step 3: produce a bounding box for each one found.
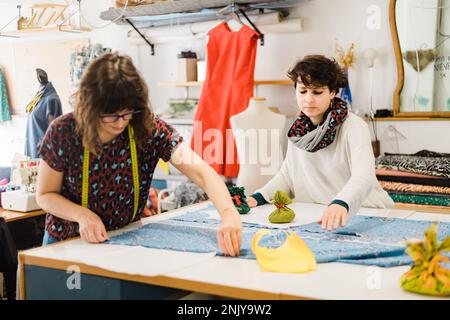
[20,202,450,300]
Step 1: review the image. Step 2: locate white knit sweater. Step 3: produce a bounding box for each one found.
[255,113,395,215]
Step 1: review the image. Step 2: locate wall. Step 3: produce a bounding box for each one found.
[1,0,449,166]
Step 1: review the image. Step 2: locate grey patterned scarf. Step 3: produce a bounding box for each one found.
[288,97,348,152]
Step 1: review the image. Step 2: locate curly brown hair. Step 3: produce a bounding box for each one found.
[74,53,153,155]
[287,55,348,94]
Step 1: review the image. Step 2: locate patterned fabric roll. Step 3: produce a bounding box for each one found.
[388,193,450,207]
[376,155,450,178]
[379,180,450,195]
[376,175,450,188]
[385,150,450,158]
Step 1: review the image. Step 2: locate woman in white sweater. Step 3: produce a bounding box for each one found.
[247,55,394,230]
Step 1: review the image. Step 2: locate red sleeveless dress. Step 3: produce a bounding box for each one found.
[191,22,259,178]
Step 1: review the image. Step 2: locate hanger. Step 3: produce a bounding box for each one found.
[218,1,244,26]
[217,1,265,46]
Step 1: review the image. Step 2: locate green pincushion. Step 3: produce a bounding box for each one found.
[228,185,250,215]
[269,191,295,223]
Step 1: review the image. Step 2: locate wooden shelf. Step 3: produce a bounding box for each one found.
[254,80,293,85]
[0,25,91,37]
[158,80,293,87]
[394,203,450,214]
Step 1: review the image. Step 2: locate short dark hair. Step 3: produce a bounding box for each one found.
[287,55,348,94]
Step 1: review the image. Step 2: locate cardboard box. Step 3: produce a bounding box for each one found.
[177,58,197,82]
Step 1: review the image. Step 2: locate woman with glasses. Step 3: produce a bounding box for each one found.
[36,53,242,257]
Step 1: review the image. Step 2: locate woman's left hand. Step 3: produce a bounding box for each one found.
[319,204,348,231]
[217,208,242,257]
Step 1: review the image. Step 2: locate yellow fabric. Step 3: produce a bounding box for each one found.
[251,229,317,273]
[158,159,170,174]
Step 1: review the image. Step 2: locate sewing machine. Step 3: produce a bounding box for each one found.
[1,159,40,212]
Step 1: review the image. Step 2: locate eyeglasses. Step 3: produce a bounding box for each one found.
[100,110,141,123]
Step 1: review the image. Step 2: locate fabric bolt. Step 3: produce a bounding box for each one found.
[191,22,259,178]
[376,155,450,178]
[107,205,450,267]
[379,180,450,195]
[38,112,183,240]
[386,190,450,199]
[0,68,12,122]
[385,150,450,158]
[388,193,450,207]
[376,168,443,179]
[254,113,394,216]
[376,175,450,188]
[25,82,63,158]
[287,97,348,152]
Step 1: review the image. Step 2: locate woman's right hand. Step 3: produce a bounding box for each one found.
[246,196,257,208]
[76,208,110,243]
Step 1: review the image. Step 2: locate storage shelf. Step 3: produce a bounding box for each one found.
[101,0,285,20]
[394,203,450,214]
[0,25,91,37]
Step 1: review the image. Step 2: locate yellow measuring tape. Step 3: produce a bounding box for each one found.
[82,125,140,222]
[25,93,43,113]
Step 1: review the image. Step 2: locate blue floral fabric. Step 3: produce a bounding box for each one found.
[107,205,450,267]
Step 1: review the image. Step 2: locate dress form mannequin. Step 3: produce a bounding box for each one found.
[36,68,48,87]
[25,68,62,158]
[230,97,287,194]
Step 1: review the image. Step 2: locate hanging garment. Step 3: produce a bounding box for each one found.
[191,22,259,178]
[0,68,12,122]
[25,82,63,158]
